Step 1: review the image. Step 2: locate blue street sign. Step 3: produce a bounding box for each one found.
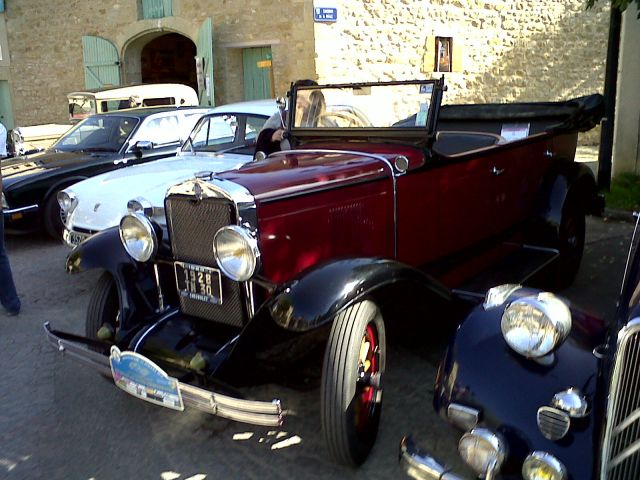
[314,7,337,22]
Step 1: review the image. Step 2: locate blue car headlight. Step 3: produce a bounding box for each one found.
[501,292,572,358]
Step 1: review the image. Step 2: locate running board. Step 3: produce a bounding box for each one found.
[453,245,559,300]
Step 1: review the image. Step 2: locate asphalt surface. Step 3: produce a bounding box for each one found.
[0,214,635,480]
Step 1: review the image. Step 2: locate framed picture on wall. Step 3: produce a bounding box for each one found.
[435,37,452,73]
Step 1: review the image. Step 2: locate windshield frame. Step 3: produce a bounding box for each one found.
[287,78,445,144]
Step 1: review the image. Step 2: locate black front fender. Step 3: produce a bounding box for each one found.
[66,226,159,329]
[66,226,135,274]
[264,257,452,332]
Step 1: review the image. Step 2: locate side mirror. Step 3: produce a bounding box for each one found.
[129,140,153,155]
[254,151,267,161]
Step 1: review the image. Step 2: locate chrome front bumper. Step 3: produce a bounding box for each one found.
[400,436,466,480]
[44,322,284,427]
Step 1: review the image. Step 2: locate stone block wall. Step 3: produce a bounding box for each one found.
[4,0,317,126]
[3,0,608,147]
[313,0,609,143]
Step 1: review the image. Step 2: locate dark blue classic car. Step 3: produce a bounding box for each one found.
[401,214,640,480]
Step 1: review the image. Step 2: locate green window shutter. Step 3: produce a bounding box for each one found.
[196,18,215,106]
[81,36,120,89]
[243,47,273,101]
[142,0,172,19]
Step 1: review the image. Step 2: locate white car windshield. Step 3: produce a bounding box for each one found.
[53,116,139,153]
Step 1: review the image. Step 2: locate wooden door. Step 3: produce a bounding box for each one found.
[243,47,274,101]
[82,36,121,89]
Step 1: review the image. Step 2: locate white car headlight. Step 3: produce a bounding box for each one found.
[1,192,8,210]
[458,428,507,477]
[57,190,78,213]
[119,213,158,262]
[522,451,567,480]
[213,225,259,282]
[501,292,571,358]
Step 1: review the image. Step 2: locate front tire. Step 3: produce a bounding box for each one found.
[321,300,386,466]
[86,272,120,353]
[43,193,65,240]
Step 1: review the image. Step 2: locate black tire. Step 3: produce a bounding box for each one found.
[321,299,386,466]
[553,195,586,290]
[86,272,120,353]
[43,193,65,240]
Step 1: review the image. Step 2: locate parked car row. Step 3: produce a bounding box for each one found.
[39,77,628,478]
[7,83,199,157]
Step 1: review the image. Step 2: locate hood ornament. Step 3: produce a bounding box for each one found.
[194,182,203,201]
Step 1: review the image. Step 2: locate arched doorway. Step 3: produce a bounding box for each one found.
[122,32,196,91]
[141,33,197,90]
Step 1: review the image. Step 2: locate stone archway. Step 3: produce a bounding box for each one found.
[122,30,196,90]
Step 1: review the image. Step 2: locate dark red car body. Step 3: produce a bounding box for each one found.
[45,79,604,467]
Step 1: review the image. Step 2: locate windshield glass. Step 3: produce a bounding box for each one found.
[68,96,97,122]
[53,115,139,153]
[291,81,436,129]
[184,113,267,154]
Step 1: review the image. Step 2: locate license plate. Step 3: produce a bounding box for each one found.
[109,346,184,411]
[63,229,91,247]
[174,261,223,305]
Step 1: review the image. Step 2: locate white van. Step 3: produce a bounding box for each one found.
[9,84,199,156]
[68,84,199,122]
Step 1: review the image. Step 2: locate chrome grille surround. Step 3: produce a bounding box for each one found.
[166,177,259,325]
[601,317,640,479]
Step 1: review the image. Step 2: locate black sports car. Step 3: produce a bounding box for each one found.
[1,106,211,238]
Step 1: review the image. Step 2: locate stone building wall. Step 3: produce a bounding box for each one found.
[3,0,317,126]
[3,0,608,146]
[314,0,609,143]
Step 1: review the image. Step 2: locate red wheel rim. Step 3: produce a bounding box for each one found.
[355,322,380,432]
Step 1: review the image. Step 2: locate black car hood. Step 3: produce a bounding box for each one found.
[1,149,118,189]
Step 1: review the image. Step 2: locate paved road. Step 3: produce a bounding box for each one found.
[0,215,634,480]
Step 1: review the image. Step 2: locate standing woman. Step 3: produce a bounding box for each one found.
[0,121,20,316]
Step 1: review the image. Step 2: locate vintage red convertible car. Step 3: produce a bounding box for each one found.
[45,78,603,466]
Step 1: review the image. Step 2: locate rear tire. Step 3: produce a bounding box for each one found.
[86,272,120,353]
[321,300,386,466]
[553,195,586,290]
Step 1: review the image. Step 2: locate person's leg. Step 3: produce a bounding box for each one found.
[0,213,20,314]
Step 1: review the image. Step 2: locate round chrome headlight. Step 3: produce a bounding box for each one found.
[522,451,567,480]
[458,428,507,477]
[501,292,571,358]
[119,213,157,262]
[57,190,77,213]
[213,225,259,281]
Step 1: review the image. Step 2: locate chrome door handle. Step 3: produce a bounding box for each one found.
[491,166,505,176]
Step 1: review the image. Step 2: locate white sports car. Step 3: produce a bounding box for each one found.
[60,99,278,247]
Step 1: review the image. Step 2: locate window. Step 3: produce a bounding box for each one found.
[139,0,172,20]
[435,37,452,73]
[140,115,180,146]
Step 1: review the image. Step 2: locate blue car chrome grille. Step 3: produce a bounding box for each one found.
[166,195,246,328]
[601,319,640,479]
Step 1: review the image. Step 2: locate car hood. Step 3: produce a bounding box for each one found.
[66,152,251,231]
[1,149,111,188]
[218,147,392,202]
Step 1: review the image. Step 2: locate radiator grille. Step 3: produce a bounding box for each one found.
[602,322,640,479]
[166,195,246,327]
